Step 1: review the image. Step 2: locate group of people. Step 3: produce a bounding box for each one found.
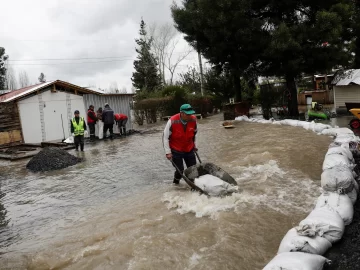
[71,101,198,186]
[70,103,128,151]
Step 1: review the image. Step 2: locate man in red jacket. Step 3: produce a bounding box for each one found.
[163,104,197,184]
[87,105,97,140]
[114,113,128,136]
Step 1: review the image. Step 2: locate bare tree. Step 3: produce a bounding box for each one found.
[119,86,127,94]
[6,66,18,90]
[18,70,30,88]
[108,81,119,93]
[164,40,193,85]
[149,22,177,85]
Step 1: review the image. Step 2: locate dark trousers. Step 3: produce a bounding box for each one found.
[171,150,196,181]
[88,123,96,137]
[118,119,127,135]
[103,124,114,138]
[74,135,84,150]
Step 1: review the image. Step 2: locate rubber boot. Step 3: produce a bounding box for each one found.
[173,178,180,184]
[123,127,126,136]
[80,144,84,152]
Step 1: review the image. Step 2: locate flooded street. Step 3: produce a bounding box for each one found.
[1,114,333,269]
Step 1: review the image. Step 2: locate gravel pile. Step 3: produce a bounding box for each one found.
[26,147,81,172]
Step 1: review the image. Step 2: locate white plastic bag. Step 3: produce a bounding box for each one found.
[321,166,355,193]
[194,174,238,196]
[296,206,345,243]
[97,120,104,139]
[334,134,359,144]
[263,252,330,270]
[326,146,354,163]
[347,185,358,205]
[278,228,332,255]
[322,154,354,171]
[315,192,354,225]
[64,136,74,144]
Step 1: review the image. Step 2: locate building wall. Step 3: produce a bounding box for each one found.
[18,89,86,143]
[334,85,360,109]
[83,94,133,134]
[0,101,23,146]
[297,91,334,105]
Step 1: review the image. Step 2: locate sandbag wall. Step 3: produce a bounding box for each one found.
[234,117,359,269]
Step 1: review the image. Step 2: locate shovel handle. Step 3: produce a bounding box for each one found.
[194,150,202,163]
[170,159,208,196]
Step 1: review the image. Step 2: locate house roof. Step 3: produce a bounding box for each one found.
[332,69,360,86]
[0,80,102,103]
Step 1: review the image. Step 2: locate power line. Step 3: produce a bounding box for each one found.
[9,56,134,61]
[8,59,134,66]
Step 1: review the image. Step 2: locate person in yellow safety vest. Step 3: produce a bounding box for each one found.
[70,110,87,151]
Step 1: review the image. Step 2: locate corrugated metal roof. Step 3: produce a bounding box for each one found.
[0,80,103,103]
[333,69,360,86]
[0,81,54,103]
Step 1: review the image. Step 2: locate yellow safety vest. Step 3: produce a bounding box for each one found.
[72,117,85,136]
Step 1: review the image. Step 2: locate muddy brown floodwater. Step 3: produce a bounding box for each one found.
[0,114,332,270]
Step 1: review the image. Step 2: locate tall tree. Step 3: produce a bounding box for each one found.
[354,0,360,68]
[260,0,355,116]
[6,66,17,90]
[18,70,30,88]
[0,47,7,90]
[131,19,161,92]
[172,0,269,102]
[178,66,201,93]
[38,72,46,83]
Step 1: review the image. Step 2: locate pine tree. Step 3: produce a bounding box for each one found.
[131,19,161,92]
[0,47,7,90]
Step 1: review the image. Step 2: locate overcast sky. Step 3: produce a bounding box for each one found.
[1,0,201,92]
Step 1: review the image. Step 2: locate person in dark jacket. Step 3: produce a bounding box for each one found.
[87,105,97,141]
[102,103,114,139]
[71,110,87,151]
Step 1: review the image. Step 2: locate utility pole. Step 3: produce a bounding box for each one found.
[198,49,204,96]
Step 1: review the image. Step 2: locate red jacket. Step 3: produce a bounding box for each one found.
[169,113,197,153]
[87,110,97,124]
[114,113,128,121]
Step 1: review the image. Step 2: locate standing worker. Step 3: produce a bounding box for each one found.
[87,105,97,141]
[114,113,128,136]
[71,110,87,151]
[163,104,198,184]
[102,103,114,139]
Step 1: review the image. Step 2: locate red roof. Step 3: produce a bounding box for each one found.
[0,82,50,102]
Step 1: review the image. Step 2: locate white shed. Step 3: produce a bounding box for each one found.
[332,69,360,113]
[0,80,100,144]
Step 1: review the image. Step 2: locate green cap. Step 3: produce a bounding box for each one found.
[180,104,195,115]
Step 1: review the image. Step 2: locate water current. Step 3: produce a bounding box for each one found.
[0,113,334,269]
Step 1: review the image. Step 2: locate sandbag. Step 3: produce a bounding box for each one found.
[326,146,354,163]
[322,154,354,171]
[334,133,359,144]
[64,136,74,144]
[278,228,332,255]
[296,206,345,243]
[194,174,238,196]
[263,252,330,270]
[315,192,354,225]
[321,166,355,193]
[347,185,358,205]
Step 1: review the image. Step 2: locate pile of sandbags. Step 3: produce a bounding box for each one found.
[26,147,82,172]
[263,133,359,269]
